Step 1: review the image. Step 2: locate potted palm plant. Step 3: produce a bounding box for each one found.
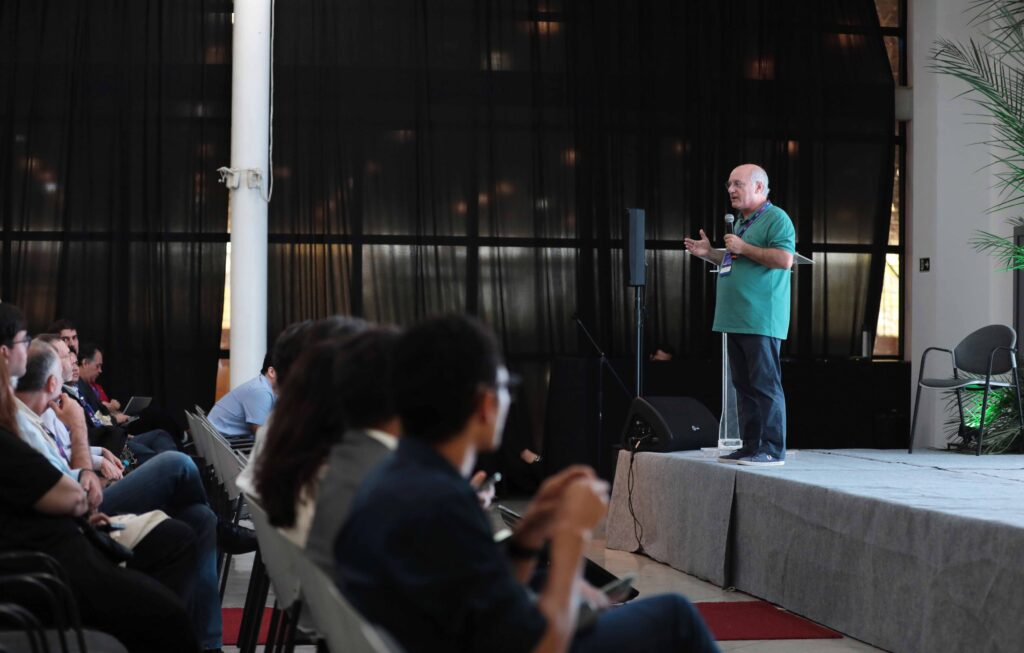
[932,0,1024,452]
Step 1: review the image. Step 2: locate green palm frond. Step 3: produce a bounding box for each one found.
[932,1,1024,210]
[943,378,1023,454]
[969,229,1024,269]
[932,37,1024,206]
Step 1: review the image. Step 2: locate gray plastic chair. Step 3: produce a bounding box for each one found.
[909,324,1024,455]
[184,410,211,463]
[291,546,402,653]
[245,499,303,612]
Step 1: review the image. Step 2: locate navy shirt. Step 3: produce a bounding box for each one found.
[334,438,547,653]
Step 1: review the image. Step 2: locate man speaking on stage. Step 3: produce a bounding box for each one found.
[684,164,796,467]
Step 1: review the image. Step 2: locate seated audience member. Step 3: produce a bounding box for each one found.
[236,316,368,497]
[11,340,234,651]
[35,334,123,480]
[0,327,200,651]
[334,315,719,653]
[76,342,177,464]
[0,303,30,385]
[76,342,118,413]
[49,317,80,356]
[208,352,277,438]
[255,327,399,548]
[0,317,253,652]
[62,349,130,458]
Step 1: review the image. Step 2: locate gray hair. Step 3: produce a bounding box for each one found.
[17,342,61,393]
[751,166,770,196]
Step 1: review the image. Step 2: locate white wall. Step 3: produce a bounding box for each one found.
[909,0,1013,448]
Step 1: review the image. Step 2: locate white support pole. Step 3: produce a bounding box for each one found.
[227,0,271,388]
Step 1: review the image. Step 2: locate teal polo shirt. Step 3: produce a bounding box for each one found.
[712,203,796,340]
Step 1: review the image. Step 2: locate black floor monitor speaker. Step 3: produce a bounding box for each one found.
[620,396,719,452]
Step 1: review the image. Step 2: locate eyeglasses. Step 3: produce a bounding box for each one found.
[10,335,32,348]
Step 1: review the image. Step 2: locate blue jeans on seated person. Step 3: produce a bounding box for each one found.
[100,451,222,650]
[126,428,179,465]
[571,593,719,653]
[727,333,786,460]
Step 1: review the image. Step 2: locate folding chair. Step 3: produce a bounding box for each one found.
[909,324,1024,455]
[292,549,403,653]
[246,499,304,653]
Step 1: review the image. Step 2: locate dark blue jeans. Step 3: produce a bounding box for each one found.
[727,333,786,459]
[100,451,221,650]
[126,428,179,465]
[571,594,719,653]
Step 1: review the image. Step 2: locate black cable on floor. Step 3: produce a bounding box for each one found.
[626,443,645,554]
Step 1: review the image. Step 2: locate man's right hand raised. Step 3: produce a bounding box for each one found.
[514,465,595,550]
[684,229,712,257]
[558,477,609,534]
[49,392,87,433]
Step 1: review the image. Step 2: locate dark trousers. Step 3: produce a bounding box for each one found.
[571,594,719,653]
[727,333,786,459]
[101,451,221,649]
[126,429,179,465]
[64,531,200,652]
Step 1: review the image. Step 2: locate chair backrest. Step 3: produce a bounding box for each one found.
[208,432,246,500]
[194,416,246,500]
[954,324,1018,375]
[183,410,211,462]
[245,497,303,610]
[292,549,403,653]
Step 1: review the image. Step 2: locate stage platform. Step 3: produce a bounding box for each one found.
[606,448,1024,653]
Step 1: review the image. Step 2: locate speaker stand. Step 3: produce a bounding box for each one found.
[632,285,645,397]
[574,316,632,474]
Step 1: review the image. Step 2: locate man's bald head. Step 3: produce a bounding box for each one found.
[726,164,770,215]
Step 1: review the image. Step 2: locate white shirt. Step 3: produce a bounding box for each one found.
[14,398,80,481]
[40,408,105,471]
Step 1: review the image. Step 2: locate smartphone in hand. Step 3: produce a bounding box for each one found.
[601,573,637,604]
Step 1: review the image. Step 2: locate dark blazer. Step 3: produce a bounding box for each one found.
[305,429,392,573]
[66,383,126,452]
[76,379,108,415]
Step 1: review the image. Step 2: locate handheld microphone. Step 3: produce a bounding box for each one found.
[724,214,735,234]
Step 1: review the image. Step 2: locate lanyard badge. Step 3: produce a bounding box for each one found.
[719,202,771,277]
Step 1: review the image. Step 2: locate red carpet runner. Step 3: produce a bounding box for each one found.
[222,607,273,646]
[224,600,841,645]
[696,601,842,640]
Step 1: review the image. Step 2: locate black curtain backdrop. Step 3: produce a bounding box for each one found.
[268,0,893,350]
[267,0,894,449]
[1,0,892,442]
[0,1,230,425]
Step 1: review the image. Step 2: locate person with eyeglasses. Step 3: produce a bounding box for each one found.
[334,314,718,653]
[684,164,796,467]
[0,303,32,384]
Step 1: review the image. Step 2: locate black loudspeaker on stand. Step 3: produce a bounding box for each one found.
[621,396,719,452]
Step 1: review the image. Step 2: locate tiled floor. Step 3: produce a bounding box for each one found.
[586,540,883,652]
[222,532,884,653]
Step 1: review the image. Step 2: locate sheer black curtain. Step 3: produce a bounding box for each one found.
[0,1,230,423]
[268,0,893,440]
[2,0,892,437]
